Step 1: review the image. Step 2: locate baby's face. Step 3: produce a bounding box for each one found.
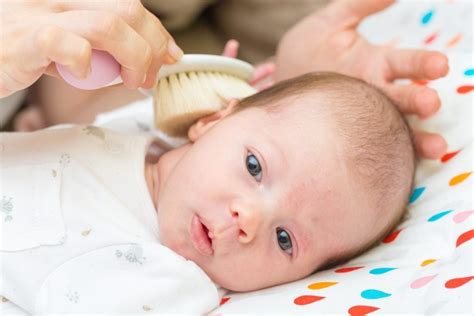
[151,95,373,291]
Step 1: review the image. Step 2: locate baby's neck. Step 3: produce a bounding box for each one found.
[144,161,159,211]
[144,140,169,211]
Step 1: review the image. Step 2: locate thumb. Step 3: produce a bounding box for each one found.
[326,0,395,27]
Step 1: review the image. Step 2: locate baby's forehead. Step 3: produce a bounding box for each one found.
[247,99,345,188]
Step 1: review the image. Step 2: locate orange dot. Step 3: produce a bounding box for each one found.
[308,282,338,290]
[446,33,462,48]
[449,172,472,186]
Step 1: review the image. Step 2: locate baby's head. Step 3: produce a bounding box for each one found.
[152,72,415,292]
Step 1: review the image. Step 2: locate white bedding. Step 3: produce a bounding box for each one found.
[211,1,474,314]
[1,0,472,314]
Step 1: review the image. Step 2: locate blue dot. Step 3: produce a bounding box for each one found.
[409,187,426,204]
[464,69,474,76]
[369,267,397,275]
[361,289,392,299]
[421,9,435,25]
[428,210,453,222]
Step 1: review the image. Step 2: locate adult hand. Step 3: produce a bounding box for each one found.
[221,39,276,92]
[0,0,183,98]
[275,0,449,159]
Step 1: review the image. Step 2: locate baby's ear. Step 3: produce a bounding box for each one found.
[188,99,240,141]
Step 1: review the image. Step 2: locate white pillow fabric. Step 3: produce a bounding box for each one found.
[211,1,473,314]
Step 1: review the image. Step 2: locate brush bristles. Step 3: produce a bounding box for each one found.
[153,71,257,137]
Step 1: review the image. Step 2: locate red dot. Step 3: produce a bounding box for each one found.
[294,295,325,305]
[457,85,474,94]
[335,266,364,273]
[383,229,402,243]
[220,297,230,305]
[348,305,380,315]
[424,32,439,45]
[445,276,474,289]
[456,229,474,248]
[441,150,461,163]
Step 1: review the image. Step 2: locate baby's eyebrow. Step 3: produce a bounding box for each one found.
[297,227,311,256]
[258,132,287,179]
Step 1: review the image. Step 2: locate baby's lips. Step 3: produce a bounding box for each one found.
[190,214,214,256]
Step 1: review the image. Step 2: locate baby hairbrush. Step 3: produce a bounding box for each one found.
[57,50,256,137]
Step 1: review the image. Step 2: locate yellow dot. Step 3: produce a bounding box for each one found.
[308,281,338,290]
[421,259,436,267]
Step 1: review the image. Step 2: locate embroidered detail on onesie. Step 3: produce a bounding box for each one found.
[59,154,71,166]
[115,244,146,264]
[1,195,13,222]
[81,229,92,236]
[83,126,105,140]
[105,140,123,154]
[142,305,153,311]
[65,290,80,304]
[82,125,124,153]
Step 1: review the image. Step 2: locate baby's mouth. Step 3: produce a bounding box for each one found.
[190,214,214,256]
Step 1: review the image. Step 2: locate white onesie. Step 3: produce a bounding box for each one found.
[0,126,219,314]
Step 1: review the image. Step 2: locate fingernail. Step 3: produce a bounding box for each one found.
[72,66,88,80]
[167,41,183,62]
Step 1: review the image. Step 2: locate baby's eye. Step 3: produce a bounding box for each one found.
[276,228,293,255]
[246,152,262,182]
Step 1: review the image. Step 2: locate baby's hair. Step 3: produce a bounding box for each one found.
[234,72,416,272]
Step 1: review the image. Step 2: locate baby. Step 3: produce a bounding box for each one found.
[0,72,415,313]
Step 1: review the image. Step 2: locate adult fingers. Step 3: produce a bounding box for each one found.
[386,49,449,81]
[0,25,90,96]
[324,0,395,27]
[50,0,182,88]
[140,11,183,88]
[413,130,448,159]
[49,10,155,88]
[33,25,92,79]
[383,83,441,118]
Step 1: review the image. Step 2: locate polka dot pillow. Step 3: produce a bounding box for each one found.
[211,1,473,314]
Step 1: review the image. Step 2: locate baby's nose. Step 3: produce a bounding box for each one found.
[230,202,262,244]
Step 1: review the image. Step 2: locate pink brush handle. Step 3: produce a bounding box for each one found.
[56,50,121,90]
